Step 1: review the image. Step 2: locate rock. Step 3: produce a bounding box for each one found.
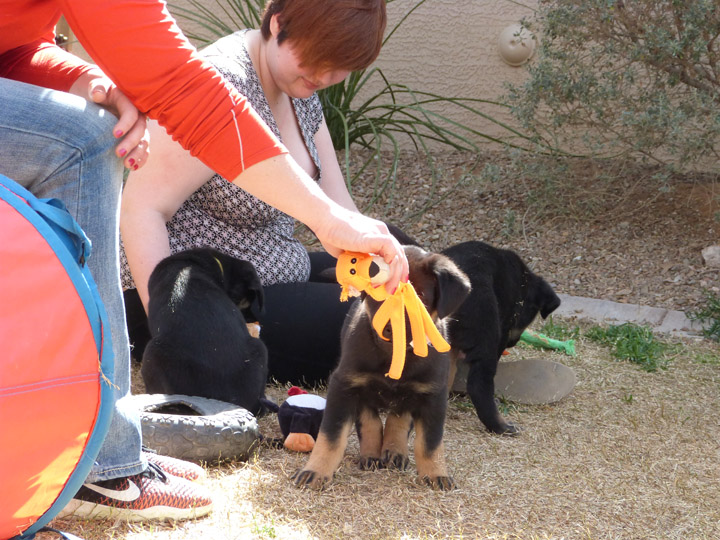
[702,245,720,267]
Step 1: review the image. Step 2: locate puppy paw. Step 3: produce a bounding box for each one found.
[291,469,331,490]
[419,475,456,491]
[381,450,410,471]
[358,456,384,470]
[493,422,521,436]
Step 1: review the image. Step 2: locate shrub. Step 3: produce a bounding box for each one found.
[689,289,720,342]
[507,0,720,170]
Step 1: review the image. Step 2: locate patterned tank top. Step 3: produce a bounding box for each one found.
[121,29,323,289]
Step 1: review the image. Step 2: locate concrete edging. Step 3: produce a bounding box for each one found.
[553,294,707,338]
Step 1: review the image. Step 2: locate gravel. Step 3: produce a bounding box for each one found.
[335,150,720,317]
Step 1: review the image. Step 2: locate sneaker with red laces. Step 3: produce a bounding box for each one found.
[143,450,206,482]
[57,463,213,522]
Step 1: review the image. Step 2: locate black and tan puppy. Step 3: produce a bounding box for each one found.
[292,246,471,490]
[141,247,268,415]
[441,241,561,435]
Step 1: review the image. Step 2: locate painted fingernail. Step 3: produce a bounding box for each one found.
[133,164,138,171]
[118,148,127,157]
[128,158,135,166]
[115,129,124,138]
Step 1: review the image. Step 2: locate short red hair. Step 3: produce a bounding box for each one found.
[260,0,386,72]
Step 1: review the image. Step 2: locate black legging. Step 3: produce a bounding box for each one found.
[123,251,354,386]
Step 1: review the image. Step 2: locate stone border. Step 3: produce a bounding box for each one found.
[554,294,708,337]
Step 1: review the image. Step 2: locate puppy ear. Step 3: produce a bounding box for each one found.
[316,267,337,283]
[243,281,265,322]
[227,260,265,322]
[535,277,561,319]
[433,257,471,319]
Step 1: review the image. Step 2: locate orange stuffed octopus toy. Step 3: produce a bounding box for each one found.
[336,251,451,380]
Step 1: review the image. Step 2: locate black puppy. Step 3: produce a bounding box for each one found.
[441,241,561,434]
[141,247,268,415]
[292,246,471,490]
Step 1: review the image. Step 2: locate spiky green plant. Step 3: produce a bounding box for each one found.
[585,323,673,372]
[169,0,543,214]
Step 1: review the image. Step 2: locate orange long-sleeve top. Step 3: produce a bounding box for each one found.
[0,0,287,180]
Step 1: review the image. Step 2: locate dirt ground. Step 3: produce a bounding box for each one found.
[49,332,720,540]
[346,150,720,317]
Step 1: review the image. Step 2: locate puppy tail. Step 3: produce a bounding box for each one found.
[258,434,285,449]
[260,397,280,414]
[255,399,286,450]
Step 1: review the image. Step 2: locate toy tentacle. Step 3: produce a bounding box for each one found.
[386,306,408,380]
[420,305,451,353]
[405,289,429,358]
[402,283,450,356]
[372,294,398,341]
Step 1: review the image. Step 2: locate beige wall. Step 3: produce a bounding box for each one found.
[368,0,538,148]
[64,0,538,148]
[381,0,537,92]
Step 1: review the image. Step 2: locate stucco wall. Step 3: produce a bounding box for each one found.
[380,0,537,93]
[64,0,538,148]
[365,0,538,148]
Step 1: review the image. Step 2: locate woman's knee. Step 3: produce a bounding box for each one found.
[0,82,122,192]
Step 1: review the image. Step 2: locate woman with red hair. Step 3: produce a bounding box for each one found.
[121,0,393,384]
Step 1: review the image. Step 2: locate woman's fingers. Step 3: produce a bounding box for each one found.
[117,116,150,170]
[88,77,150,169]
[320,212,408,294]
[378,236,408,294]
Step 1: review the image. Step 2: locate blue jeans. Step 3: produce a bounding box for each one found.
[0,78,145,482]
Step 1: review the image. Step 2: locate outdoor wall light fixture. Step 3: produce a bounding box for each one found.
[498,23,536,66]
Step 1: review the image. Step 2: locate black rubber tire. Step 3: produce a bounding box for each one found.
[127,394,259,462]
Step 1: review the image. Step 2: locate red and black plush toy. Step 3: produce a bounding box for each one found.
[276,386,326,453]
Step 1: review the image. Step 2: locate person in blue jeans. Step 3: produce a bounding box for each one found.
[0,76,215,522]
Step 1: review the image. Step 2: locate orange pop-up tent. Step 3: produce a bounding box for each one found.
[0,175,114,540]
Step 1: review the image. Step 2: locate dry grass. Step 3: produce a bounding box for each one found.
[44,323,720,540]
